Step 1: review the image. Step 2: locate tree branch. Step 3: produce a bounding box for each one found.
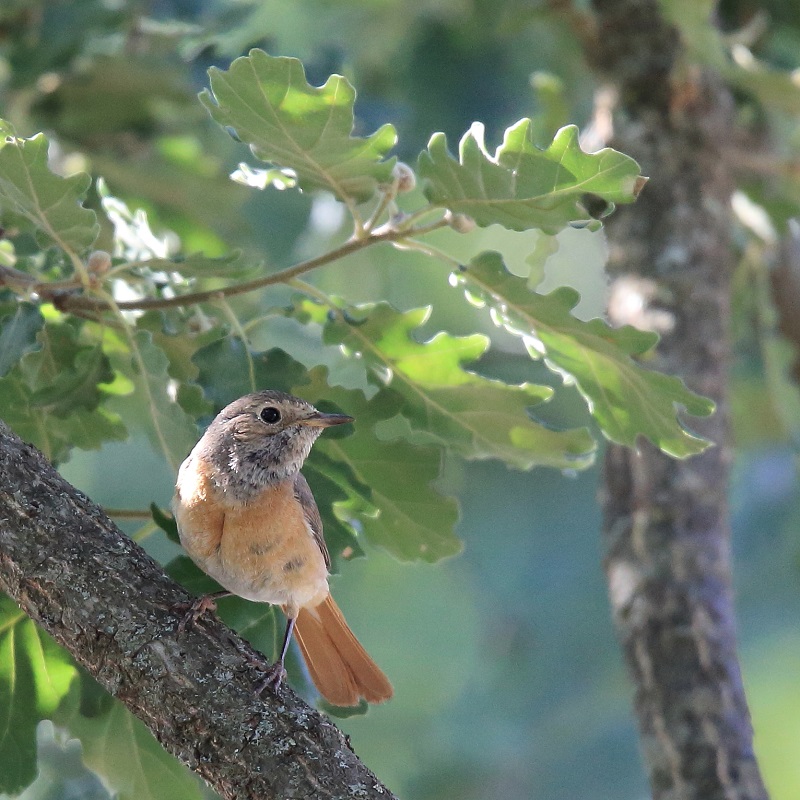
[0,421,397,800]
[583,1,769,797]
[50,217,448,314]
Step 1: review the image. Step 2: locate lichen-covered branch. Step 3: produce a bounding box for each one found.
[584,0,769,797]
[0,421,397,800]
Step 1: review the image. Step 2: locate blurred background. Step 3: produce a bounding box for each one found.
[2,1,800,798]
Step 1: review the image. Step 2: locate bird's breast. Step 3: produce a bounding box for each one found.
[173,455,329,612]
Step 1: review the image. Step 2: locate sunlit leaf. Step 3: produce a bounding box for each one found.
[0,120,99,252]
[107,330,199,473]
[200,49,397,204]
[418,121,644,233]
[0,595,77,794]
[306,300,595,469]
[454,252,714,457]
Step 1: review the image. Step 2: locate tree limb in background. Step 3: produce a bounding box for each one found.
[584,0,769,797]
[0,420,397,800]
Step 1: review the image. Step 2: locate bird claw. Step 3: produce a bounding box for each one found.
[254,661,287,696]
[174,594,220,633]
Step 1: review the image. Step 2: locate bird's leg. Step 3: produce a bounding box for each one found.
[175,590,232,633]
[255,616,296,695]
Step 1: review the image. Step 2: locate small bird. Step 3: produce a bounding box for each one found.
[172,390,393,706]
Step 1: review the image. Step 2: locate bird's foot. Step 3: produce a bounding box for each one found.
[174,591,228,633]
[254,661,287,696]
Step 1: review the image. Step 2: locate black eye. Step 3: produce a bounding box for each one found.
[260,406,281,424]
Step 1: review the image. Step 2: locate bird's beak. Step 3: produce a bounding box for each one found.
[302,411,354,428]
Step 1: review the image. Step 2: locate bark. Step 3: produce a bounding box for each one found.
[0,421,397,800]
[584,0,769,797]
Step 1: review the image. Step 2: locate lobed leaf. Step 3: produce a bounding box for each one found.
[0,120,99,252]
[0,595,77,794]
[418,121,644,233]
[454,252,714,457]
[300,299,595,469]
[301,372,462,562]
[0,321,125,463]
[200,49,397,204]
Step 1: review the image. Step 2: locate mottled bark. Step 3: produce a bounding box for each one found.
[585,0,769,797]
[0,421,396,800]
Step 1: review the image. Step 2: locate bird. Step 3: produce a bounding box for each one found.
[172,389,393,707]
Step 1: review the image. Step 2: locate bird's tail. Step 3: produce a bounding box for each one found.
[293,594,393,706]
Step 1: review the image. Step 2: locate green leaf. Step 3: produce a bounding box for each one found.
[0,595,77,794]
[309,301,595,469]
[107,330,200,473]
[200,49,397,204]
[455,252,715,457]
[418,121,645,233]
[66,699,202,800]
[150,502,180,544]
[0,301,43,377]
[302,373,462,562]
[0,368,126,463]
[165,555,223,596]
[302,452,366,566]
[0,121,99,252]
[0,321,126,463]
[192,337,307,408]
[19,321,115,414]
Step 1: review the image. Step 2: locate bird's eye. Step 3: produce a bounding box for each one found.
[260,406,281,424]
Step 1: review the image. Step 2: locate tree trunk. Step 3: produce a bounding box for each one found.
[586,0,769,797]
[0,421,397,800]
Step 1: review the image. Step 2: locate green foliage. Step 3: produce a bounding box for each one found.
[0,122,99,254]
[0,595,77,794]
[0,28,723,800]
[418,122,644,233]
[455,252,714,456]
[300,299,596,468]
[200,50,397,204]
[64,698,203,800]
[0,301,43,377]
[106,330,200,473]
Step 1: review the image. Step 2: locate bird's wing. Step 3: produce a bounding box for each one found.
[293,471,331,569]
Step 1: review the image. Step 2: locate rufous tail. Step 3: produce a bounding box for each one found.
[293,594,393,707]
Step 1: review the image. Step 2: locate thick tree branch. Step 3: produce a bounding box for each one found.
[584,0,769,797]
[0,421,397,800]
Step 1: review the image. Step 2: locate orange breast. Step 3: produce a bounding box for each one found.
[173,455,329,614]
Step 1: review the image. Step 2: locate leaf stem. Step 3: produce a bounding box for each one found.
[364,179,399,233]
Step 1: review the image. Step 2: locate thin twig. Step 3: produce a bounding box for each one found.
[60,225,421,313]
